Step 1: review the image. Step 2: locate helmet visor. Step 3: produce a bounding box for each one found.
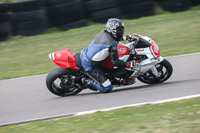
[117,27,124,35]
[116,26,124,39]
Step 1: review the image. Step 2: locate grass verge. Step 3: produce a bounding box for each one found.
[0,8,200,80]
[0,97,200,133]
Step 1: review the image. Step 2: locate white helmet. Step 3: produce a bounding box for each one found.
[105,18,124,41]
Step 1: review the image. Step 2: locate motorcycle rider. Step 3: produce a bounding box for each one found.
[80,18,139,93]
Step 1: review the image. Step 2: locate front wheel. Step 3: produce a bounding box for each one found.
[137,59,173,84]
[46,67,83,97]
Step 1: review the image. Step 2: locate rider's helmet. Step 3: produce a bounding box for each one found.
[105,18,124,41]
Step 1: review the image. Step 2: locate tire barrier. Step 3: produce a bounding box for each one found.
[191,0,200,6]
[83,0,120,22]
[157,0,192,12]
[44,0,74,6]
[0,0,198,42]
[58,19,87,30]
[89,7,121,23]
[120,0,156,19]
[10,0,48,36]
[0,4,11,42]
[45,0,86,30]
[0,3,10,12]
[12,19,48,36]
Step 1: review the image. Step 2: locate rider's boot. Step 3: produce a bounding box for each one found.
[81,78,97,91]
[120,77,136,85]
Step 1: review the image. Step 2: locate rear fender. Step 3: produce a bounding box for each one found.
[49,48,80,69]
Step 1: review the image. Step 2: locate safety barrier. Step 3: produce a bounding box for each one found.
[0,0,199,42]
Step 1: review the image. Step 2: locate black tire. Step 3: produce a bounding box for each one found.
[13,26,47,36]
[0,21,12,33]
[46,1,82,17]
[45,0,75,7]
[48,12,83,26]
[46,67,83,97]
[0,33,11,42]
[89,7,121,22]
[158,0,192,12]
[13,18,47,30]
[11,9,46,22]
[0,12,10,23]
[123,10,155,19]
[119,0,149,4]
[120,2,155,14]
[191,0,200,6]
[58,19,87,30]
[0,3,10,12]
[0,21,12,42]
[85,0,119,12]
[12,19,48,36]
[137,59,173,84]
[10,0,44,12]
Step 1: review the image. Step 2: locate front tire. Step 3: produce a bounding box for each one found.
[46,67,82,97]
[137,59,173,84]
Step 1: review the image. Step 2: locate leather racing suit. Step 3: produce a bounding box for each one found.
[80,30,130,92]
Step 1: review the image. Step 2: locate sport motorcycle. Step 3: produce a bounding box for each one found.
[46,35,173,96]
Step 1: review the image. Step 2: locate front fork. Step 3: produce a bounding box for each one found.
[131,56,164,78]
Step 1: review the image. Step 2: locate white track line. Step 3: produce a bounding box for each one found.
[1,94,199,127]
[75,94,200,116]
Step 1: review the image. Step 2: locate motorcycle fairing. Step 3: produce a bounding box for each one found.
[150,40,160,58]
[49,48,80,69]
[135,36,160,59]
[135,36,152,48]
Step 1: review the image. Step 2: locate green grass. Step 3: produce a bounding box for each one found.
[0,0,28,3]
[0,8,200,80]
[0,97,200,133]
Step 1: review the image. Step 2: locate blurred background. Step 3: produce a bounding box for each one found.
[0,0,200,42]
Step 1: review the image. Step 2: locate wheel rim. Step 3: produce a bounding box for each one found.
[139,63,169,84]
[51,76,80,96]
[155,64,169,82]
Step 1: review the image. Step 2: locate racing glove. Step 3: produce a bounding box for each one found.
[122,35,137,42]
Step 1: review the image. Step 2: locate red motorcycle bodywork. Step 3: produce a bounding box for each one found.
[51,48,80,69]
[101,43,130,68]
[150,40,160,58]
[50,43,129,69]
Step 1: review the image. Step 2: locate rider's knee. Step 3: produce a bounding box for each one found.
[93,82,113,93]
[103,84,113,93]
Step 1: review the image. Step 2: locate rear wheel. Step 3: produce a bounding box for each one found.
[46,67,82,97]
[137,59,173,84]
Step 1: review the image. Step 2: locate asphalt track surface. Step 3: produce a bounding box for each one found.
[0,53,200,126]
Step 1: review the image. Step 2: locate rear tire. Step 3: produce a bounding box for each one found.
[137,59,173,84]
[46,67,82,97]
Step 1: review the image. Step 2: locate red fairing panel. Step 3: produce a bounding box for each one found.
[101,43,130,68]
[150,40,160,58]
[117,43,130,57]
[52,48,80,69]
[101,56,114,68]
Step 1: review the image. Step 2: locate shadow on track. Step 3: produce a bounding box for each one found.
[78,78,200,96]
[49,78,200,99]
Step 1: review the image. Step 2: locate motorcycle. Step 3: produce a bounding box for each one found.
[46,35,173,96]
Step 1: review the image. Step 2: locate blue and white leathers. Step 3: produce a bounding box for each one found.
[80,30,117,92]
